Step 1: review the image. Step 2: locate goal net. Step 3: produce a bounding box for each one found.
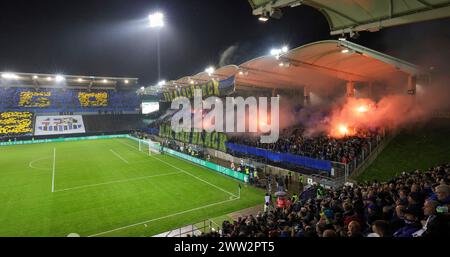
[138,139,161,155]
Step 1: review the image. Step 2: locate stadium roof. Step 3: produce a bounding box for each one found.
[248,0,450,35]
[0,72,138,90]
[166,40,422,92]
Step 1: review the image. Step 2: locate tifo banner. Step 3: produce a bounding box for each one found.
[78,92,108,107]
[19,92,52,107]
[159,76,235,102]
[226,142,332,173]
[34,115,86,136]
[0,112,33,136]
[159,124,228,152]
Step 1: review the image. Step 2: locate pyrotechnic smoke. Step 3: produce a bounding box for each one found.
[317,83,449,138]
[274,79,449,139]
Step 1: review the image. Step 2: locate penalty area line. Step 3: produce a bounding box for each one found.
[109,149,129,164]
[115,139,238,198]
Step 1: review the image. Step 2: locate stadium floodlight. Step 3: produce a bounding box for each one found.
[1,73,19,80]
[33,75,39,80]
[46,76,53,81]
[157,80,166,86]
[341,49,350,54]
[205,66,215,76]
[55,75,65,82]
[270,48,282,56]
[149,12,164,28]
[258,15,269,22]
[102,79,108,83]
[124,79,129,84]
[77,78,83,82]
[270,46,289,59]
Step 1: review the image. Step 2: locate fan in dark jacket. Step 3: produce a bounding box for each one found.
[413,200,450,237]
[393,206,422,237]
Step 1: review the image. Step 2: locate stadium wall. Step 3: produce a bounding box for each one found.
[0,134,128,146]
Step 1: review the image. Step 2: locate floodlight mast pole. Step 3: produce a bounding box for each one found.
[149,12,164,82]
[156,29,161,82]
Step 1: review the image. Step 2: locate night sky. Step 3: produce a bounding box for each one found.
[1,0,449,86]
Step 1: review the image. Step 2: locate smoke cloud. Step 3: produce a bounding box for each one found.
[219,44,239,67]
[278,81,450,139]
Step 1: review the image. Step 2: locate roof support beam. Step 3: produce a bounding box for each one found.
[390,0,394,18]
[282,57,371,82]
[252,0,360,24]
[416,0,433,8]
[303,1,359,24]
[331,5,450,35]
[338,40,420,75]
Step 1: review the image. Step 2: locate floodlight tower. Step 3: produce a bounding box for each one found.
[149,12,165,82]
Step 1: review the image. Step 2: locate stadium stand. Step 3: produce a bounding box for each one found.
[0,87,140,113]
[198,163,450,238]
[0,82,143,141]
[144,110,383,180]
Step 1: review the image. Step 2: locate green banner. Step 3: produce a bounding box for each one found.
[159,124,227,152]
[163,148,248,182]
[159,76,235,102]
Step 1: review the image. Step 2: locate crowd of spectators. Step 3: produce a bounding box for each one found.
[228,125,382,164]
[198,163,450,237]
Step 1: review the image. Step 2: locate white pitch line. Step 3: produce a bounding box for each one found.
[51,148,56,193]
[54,171,182,193]
[115,139,141,152]
[29,157,51,171]
[109,149,129,164]
[88,195,240,237]
[151,155,238,198]
[115,139,238,198]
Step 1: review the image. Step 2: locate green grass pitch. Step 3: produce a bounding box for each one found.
[356,119,450,183]
[0,138,264,237]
